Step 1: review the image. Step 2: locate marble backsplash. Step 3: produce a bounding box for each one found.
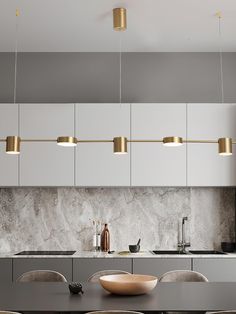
[0,187,234,252]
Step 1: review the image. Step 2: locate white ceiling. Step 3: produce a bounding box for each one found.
[1,0,236,52]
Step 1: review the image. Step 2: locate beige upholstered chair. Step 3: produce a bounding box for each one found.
[0,312,21,314]
[159,269,208,283]
[159,270,208,314]
[86,311,143,314]
[207,310,236,314]
[88,270,131,283]
[16,270,67,282]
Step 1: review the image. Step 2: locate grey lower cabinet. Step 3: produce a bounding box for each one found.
[12,258,73,282]
[0,259,12,283]
[133,258,191,278]
[73,258,132,281]
[193,258,236,282]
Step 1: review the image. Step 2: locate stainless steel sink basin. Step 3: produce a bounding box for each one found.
[152,250,187,255]
[189,250,226,255]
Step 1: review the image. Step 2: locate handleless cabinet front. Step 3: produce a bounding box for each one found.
[131,103,186,186]
[187,103,236,186]
[13,258,73,282]
[0,259,13,283]
[133,258,191,278]
[76,104,130,186]
[0,104,19,186]
[19,104,75,186]
[73,258,132,281]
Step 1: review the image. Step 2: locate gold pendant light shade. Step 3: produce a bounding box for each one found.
[163,136,183,147]
[6,136,20,154]
[113,8,127,31]
[113,136,128,154]
[57,136,77,147]
[218,137,232,156]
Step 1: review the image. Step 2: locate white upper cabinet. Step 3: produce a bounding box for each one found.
[131,103,186,186]
[187,103,236,186]
[76,104,130,186]
[0,104,19,186]
[19,104,75,186]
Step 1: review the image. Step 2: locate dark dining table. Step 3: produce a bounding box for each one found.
[1,282,236,313]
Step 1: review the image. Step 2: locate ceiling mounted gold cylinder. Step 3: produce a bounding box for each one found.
[113,136,127,154]
[113,8,127,31]
[6,136,20,154]
[163,136,183,147]
[57,136,77,147]
[218,137,232,156]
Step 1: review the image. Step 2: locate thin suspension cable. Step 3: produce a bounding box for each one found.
[14,9,19,105]
[119,32,122,105]
[218,13,224,103]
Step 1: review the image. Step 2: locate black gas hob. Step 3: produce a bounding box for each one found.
[15,251,76,256]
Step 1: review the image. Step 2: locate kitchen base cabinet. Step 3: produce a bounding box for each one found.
[0,259,12,283]
[193,258,236,282]
[13,258,73,282]
[73,258,132,282]
[133,258,191,278]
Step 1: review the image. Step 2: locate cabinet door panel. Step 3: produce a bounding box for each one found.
[76,104,130,186]
[13,258,72,282]
[133,258,191,278]
[73,258,132,282]
[131,103,186,186]
[20,104,75,186]
[193,258,236,282]
[188,104,236,186]
[0,104,19,186]
[0,259,12,283]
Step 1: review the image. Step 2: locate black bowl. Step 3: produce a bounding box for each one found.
[129,245,140,253]
[221,242,235,253]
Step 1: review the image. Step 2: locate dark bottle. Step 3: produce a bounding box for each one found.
[101,223,110,252]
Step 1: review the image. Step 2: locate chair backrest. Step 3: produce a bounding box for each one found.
[159,270,208,282]
[88,270,131,283]
[0,312,21,314]
[16,270,67,282]
[86,311,143,314]
[209,312,236,314]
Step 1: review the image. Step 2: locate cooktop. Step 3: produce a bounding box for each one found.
[15,251,76,256]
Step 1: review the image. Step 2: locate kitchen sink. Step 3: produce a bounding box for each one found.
[15,251,76,256]
[189,250,226,255]
[152,250,187,255]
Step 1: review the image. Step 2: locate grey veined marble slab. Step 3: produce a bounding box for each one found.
[0,187,234,252]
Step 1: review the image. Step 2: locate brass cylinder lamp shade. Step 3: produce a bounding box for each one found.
[113,8,127,31]
[163,136,183,147]
[57,136,77,147]
[218,137,232,156]
[113,136,127,154]
[6,136,20,154]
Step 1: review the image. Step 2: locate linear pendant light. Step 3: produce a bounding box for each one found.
[57,136,77,147]
[112,7,128,154]
[218,137,232,156]
[163,136,183,147]
[6,9,21,154]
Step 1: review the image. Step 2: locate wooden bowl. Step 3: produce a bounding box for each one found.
[99,274,158,295]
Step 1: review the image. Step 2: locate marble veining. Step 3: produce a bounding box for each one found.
[0,187,234,252]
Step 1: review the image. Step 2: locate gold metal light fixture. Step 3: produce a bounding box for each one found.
[113,137,128,154]
[57,136,77,147]
[113,8,127,31]
[6,136,20,154]
[218,137,232,156]
[163,136,183,147]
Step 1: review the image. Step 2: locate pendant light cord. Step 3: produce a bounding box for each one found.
[218,13,224,103]
[14,9,19,105]
[119,32,122,105]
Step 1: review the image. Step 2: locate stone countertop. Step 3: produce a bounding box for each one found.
[0,251,236,258]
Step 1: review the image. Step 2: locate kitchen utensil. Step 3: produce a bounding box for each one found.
[99,274,157,295]
[129,238,141,253]
[221,242,235,253]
